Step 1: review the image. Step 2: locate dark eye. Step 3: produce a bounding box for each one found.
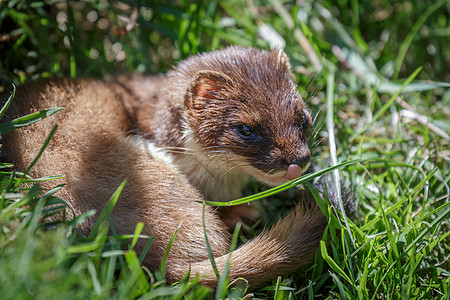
[236,125,255,138]
[299,111,309,129]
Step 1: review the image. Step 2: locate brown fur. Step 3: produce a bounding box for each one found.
[121,47,313,202]
[1,47,336,289]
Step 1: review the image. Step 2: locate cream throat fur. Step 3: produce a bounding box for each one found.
[175,130,250,202]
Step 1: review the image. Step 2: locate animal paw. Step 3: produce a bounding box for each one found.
[219,203,261,233]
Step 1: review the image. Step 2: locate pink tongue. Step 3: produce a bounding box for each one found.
[284,164,302,181]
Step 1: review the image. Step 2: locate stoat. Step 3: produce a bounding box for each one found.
[125,47,312,201]
[0,47,346,288]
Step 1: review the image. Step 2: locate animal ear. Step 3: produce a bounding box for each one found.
[271,48,291,71]
[185,71,235,110]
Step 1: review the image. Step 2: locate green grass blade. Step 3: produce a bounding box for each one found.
[202,202,220,279]
[131,222,144,248]
[273,276,284,300]
[0,107,64,135]
[87,258,102,295]
[0,84,15,120]
[203,158,364,206]
[158,221,182,276]
[349,67,422,143]
[326,70,355,250]
[393,0,447,79]
[305,182,331,220]
[5,182,40,212]
[124,250,150,296]
[139,236,155,264]
[15,125,58,183]
[320,240,352,284]
[88,180,126,239]
[329,271,349,299]
[358,239,373,300]
[100,255,117,295]
[371,204,450,299]
[361,168,436,231]
[216,222,241,299]
[68,222,108,254]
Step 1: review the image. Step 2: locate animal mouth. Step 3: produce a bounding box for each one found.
[261,161,311,185]
[284,164,303,181]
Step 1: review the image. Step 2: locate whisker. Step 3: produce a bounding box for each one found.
[263,168,277,177]
[312,104,324,125]
[216,156,253,168]
[311,137,325,148]
[223,162,251,177]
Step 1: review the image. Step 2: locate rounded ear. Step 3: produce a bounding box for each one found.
[184,71,235,110]
[270,48,291,71]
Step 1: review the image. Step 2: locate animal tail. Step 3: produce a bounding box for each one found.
[165,173,353,288]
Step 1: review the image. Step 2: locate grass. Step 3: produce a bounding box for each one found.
[1,0,449,299]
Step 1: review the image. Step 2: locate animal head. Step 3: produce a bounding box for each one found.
[180,47,312,186]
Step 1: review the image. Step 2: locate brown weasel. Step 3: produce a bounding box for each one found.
[125,47,312,202]
[0,47,341,288]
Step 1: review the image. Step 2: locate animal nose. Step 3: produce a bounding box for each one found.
[289,154,311,169]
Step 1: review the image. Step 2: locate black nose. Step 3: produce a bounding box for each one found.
[289,154,310,168]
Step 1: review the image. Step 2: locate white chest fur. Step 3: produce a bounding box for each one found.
[173,137,250,202]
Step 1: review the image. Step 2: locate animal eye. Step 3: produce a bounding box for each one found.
[299,111,309,129]
[236,125,255,138]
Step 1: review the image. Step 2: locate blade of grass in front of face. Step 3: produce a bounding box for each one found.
[203,158,364,206]
[350,158,428,176]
